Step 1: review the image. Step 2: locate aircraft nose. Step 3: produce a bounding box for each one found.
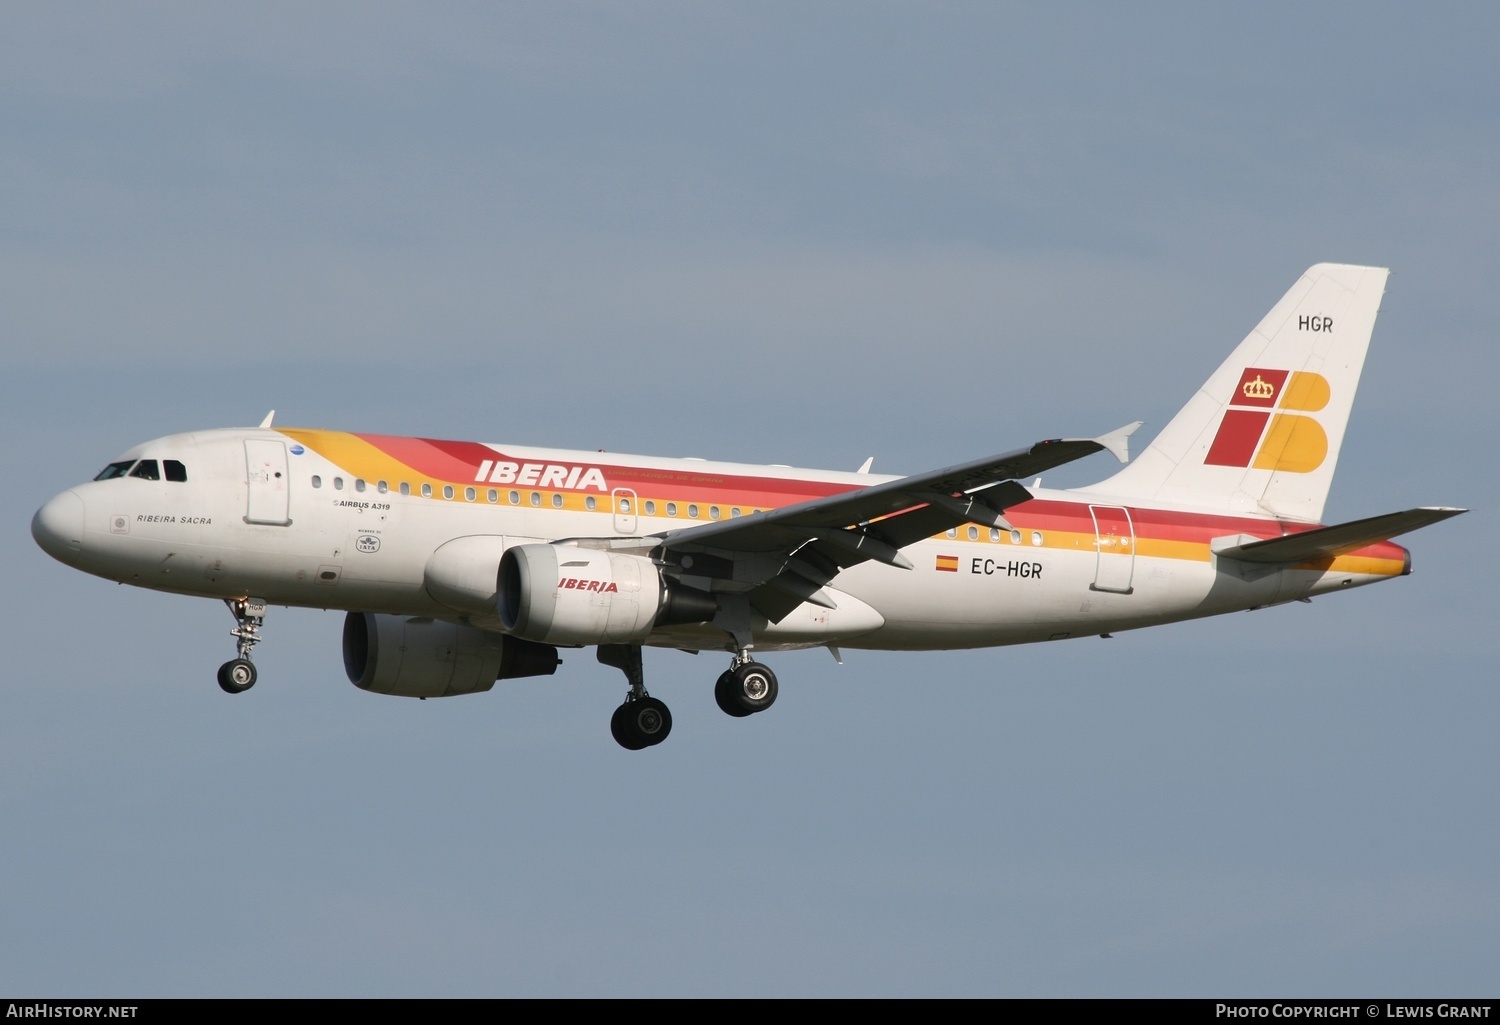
[32,490,85,565]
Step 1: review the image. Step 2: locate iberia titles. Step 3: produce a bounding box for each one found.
[559,577,618,593]
[475,459,608,492]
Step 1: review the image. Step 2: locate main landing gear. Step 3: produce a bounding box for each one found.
[598,643,780,750]
[217,597,266,694]
[598,644,672,750]
[714,655,779,718]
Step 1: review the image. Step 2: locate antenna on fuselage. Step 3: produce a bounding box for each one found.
[258,410,276,429]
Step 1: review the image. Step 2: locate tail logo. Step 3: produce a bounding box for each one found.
[1205,368,1330,472]
[1242,374,1277,401]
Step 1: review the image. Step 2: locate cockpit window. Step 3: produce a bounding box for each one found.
[128,459,161,481]
[94,460,135,481]
[164,460,187,482]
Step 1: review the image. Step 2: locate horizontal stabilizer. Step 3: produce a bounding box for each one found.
[1214,507,1466,564]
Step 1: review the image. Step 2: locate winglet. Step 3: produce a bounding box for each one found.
[1093,421,1143,464]
[259,410,276,429]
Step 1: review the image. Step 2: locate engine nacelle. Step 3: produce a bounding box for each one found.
[343,612,560,698]
[423,534,545,615]
[498,544,672,645]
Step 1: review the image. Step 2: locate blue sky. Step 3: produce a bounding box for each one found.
[3,3,1495,996]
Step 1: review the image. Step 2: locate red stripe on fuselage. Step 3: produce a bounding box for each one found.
[346,434,1403,563]
[354,434,490,483]
[1009,498,1407,562]
[353,432,858,506]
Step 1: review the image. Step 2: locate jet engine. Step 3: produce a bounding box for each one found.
[497,544,717,646]
[343,611,560,698]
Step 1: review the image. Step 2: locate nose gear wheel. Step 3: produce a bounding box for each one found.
[217,658,257,694]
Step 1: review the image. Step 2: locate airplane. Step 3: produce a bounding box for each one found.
[31,263,1465,750]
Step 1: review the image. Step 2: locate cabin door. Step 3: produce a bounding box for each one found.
[1088,505,1135,594]
[244,440,292,526]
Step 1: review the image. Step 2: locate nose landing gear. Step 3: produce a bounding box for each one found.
[218,597,266,694]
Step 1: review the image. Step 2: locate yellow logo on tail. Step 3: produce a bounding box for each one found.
[1206,370,1331,472]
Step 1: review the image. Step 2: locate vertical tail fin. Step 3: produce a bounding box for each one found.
[1097,263,1389,522]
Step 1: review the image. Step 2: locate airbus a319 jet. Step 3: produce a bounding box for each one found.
[33,264,1464,749]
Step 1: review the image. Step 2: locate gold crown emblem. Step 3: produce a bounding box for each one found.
[1243,374,1275,400]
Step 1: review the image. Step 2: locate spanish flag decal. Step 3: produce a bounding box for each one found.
[936,555,959,572]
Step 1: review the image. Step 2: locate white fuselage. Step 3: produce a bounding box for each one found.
[34,426,1407,656]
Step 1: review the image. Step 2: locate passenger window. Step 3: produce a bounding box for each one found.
[442,485,454,500]
[968,526,979,540]
[1010,529,1022,545]
[552,493,563,508]
[619,498,632,513]
[399,482,410,496]
[990,527,1001,542]
[94,461,135,481]
[586,496,597,511]
[334,477,344,490]
[946,527,957,538]
[487,489,498,504]
[355,479,366,493]
[509,491,520,505]
[710,506,721,520]
[644,501,656,515]
[1031,531,1044,547]
[530,492,541,507]
[731,508,742,518]
[687,504,698,519]
[667,503,677,517]
[377,481,389,494]
[420,483,432,498]
[465,487,476,502]
[312,475,323,488]
[129,460,160,481]
[164,460,188,482]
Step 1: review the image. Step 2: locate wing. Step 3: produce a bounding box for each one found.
[653,423,1141,622]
